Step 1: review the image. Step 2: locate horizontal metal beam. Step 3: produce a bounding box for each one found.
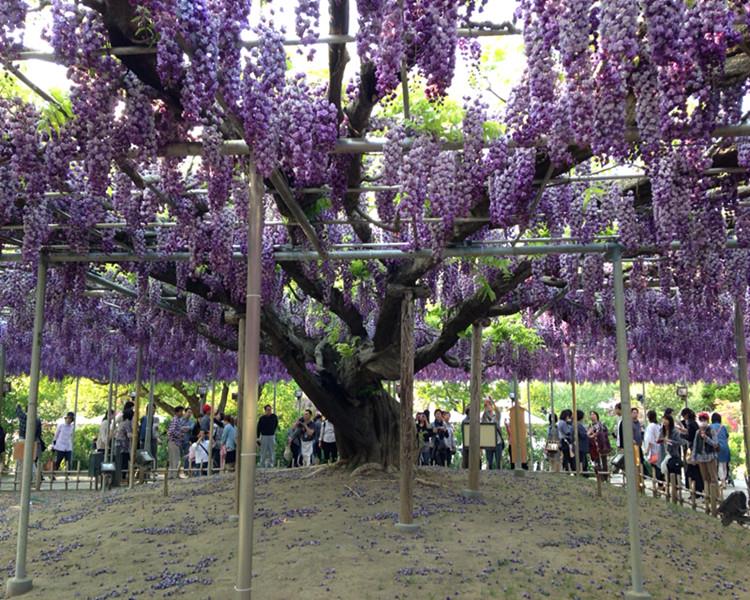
[0,239,742,265]
[160,125,750,157]
[16,26,520,62]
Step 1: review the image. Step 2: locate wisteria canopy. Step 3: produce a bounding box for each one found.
[2,0,750,464]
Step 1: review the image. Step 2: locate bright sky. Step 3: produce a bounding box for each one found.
[19,2,525,114]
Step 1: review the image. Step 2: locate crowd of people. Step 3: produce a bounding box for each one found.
[2,395,734,499]
[545,404,733,498]
[284,409,338,467]
[415,398,529,469]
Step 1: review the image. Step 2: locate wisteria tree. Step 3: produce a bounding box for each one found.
[2,0,750,466]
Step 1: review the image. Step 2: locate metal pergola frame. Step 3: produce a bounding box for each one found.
[4,9,750,600]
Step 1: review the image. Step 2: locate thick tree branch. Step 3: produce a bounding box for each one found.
[281,261,368,338]
[414,260,532,371]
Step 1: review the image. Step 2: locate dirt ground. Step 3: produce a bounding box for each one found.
[0,467,748,600]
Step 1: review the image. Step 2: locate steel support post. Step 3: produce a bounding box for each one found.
[234,317,245,514]
[571,345,580,475]
[128,344,143,488]
[396,291,419,530]
[0,344,6,443]
[6,255,48,598]
[464,322,483,496]
[526,379,533,470]
[733,301,750,489]
[144,368,155,465]
[611,246,650,600]
[104,358,115,463]
[235,166,263,600]
[511,371,523,474]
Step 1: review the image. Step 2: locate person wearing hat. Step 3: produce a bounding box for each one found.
[200,404,212,433]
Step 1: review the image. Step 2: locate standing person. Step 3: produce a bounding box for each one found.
[319,416,337,463]
[15,404,44,477]
[643,410,662,481]
[190,430,210,476]
[613,402,623,450]
[575,410,589,473]
[287,422,302,467]
[558,410,574,472]
[443,411,456,467]
[182,407,195,465]
[415,411,433,466]
[693,412,719,508]
[115,406,134,484]
[625,407,646,476]
[432,411,449,467]
[51,412,75,473]
[96,410,114,453]
[298,410,316,467]
[312,414,323,465]
[481,398,504,470]
[545,413,560,473]
[658,414,686,484]
[679,408,703,494]
[167,407,186,478]
[710,413,730,485]
[588,411,610,478]
[256,404,278,468]
[220,414,237,470]
[199,404,212,433]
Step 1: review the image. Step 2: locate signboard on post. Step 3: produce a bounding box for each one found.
[462,423,499,449]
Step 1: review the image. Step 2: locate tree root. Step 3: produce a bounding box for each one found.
[300,463,336,479]
[350,462,387,478]
[415,476,448,489]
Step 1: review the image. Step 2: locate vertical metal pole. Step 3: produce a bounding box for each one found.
[6,255,47,598]
[396,291,418,529]
[733,300,750,489]
[465,322,482,495]
[526,379,533,471]
[235,166,263,600]
[512,371,522,472]
[612,246,650,600]
[144,368,155,465]
[571,345,580,475]
[72,377,80,438]
[128,345,143,488]
[104,358,114,463]
[234,318,245,514]
[272,380,277,415]
[0,344,6,443]
[208,361,217,476]
[71,376,80,466]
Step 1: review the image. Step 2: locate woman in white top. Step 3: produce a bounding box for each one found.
[96,410,114,452]
[190,430,210,476]
[52,412,75,471]
[643,410,662,480]
[319,417,337,463]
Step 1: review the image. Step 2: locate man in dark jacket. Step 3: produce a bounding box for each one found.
[257,405,278,468]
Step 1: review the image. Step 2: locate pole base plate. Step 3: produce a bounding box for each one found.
[6,577,33,597]
[227,514,239,522]
[394,522,420,533]
[461,489,482,499]
[624,591,652,600]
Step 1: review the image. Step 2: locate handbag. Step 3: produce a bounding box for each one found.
[283,445,292,462]
[545,439,559,453]
[648,451,659,465]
